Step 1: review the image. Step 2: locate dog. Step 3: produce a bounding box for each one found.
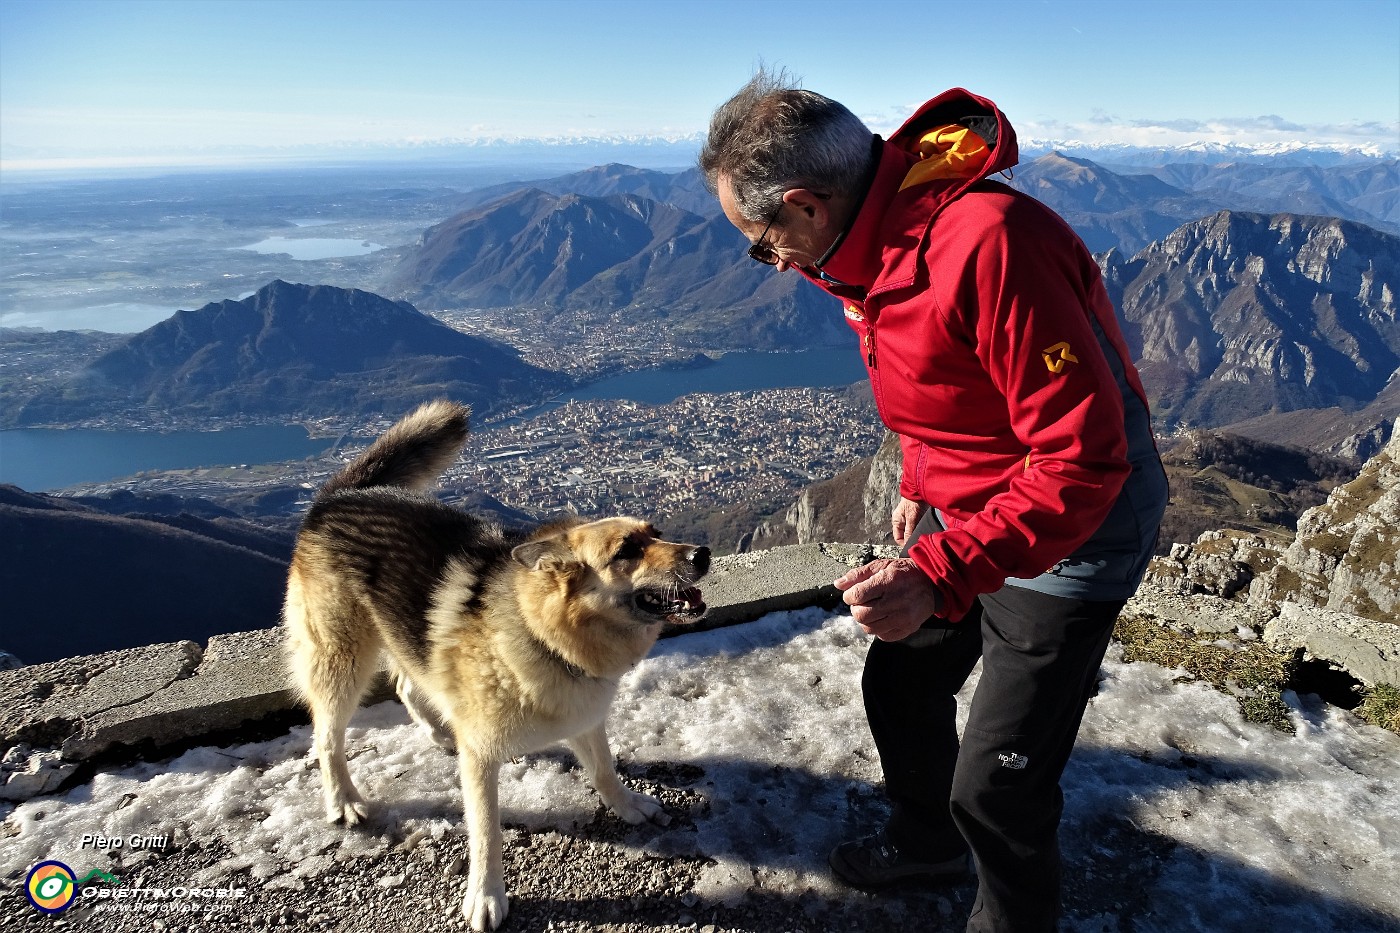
[282,399,709,931]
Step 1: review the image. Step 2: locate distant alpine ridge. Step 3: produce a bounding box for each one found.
[1017,139,1397,165]
[448,163,718,218]
[1004,152,1398,252]
[10,280,570,426]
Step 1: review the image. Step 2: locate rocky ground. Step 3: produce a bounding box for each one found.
[3,766,989,933]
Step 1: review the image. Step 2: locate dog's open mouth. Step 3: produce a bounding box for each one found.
[634,586,706,621]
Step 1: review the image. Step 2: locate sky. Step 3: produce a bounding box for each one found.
[3,607,1398,931]
[1,0,1397,173]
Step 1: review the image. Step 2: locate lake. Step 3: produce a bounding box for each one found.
[0,302,179,333]
[1,348,868,492]
[237,237,387,260]
[0,425,335,492]
[515,347,867,417]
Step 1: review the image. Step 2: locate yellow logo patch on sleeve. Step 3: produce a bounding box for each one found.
[1042,341,1079,374]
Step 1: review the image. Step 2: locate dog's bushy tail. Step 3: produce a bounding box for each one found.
[318,399,471,499]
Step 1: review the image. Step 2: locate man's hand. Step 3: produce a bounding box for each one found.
[891,497,927,548]
[833,558,943,642]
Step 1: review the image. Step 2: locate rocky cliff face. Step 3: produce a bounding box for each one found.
[745,432,902,552]
[1101,211,1400,430]
[1149,428,1400,624]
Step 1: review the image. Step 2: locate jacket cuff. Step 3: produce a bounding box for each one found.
[905,535,977,622]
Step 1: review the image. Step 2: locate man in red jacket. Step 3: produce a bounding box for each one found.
[701,71,1168,932]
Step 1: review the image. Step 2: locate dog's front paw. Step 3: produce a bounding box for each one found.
[325,792,369,826]
[426,724,456,753]
[609,788,670,826]
[463,881,508,931]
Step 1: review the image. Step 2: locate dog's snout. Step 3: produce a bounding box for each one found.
[689,546,711,576]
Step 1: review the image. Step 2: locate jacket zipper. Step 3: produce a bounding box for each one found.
[864,324,877,368]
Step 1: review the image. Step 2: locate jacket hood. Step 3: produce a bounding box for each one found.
[802,88,1021,296]
[888,88,1019,196]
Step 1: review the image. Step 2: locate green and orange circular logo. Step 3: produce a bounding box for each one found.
[26,860,78,913]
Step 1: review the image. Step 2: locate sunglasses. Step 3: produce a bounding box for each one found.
[746,205,783,265]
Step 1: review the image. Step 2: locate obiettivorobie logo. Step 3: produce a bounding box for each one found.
[24,857,248,917]
[25,861,119,913]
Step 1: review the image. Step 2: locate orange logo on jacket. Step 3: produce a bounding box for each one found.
[1042,342,1078,374]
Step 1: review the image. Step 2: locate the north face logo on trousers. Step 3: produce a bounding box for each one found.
[998,751,1029,770]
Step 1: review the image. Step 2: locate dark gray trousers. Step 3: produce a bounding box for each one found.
[864,512,1122,932]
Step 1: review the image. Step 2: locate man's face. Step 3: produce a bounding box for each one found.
[717,175,829,273]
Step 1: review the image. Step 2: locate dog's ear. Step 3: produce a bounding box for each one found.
[511,537,578,574]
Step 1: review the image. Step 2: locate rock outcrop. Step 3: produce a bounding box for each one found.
[1250,430,1400,620]
[1151,429,1400,624]
[1147,432,1399,692]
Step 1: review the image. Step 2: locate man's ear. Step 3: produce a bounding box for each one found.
[782,188,832,228]
[511,537,577,573]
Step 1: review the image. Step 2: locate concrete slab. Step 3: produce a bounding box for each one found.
[60,627,298,760]
[670,542,882,634]
[0,641,203,750]
[0,640,204,801]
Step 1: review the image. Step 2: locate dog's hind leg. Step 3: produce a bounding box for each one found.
[390,665,455,752]
[568,723,669,826]
[457,745,508,931]
[286,585,381,825]
[308,651,378,826]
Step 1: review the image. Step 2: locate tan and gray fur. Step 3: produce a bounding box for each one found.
[283,399,709,931]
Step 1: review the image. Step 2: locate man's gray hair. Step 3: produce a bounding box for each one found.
[699,68,873,223]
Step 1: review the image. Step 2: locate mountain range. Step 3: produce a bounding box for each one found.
[9,280,570,427]
[390,186,848,350]
[394,152,1399,260]
[8,152,1397,444]
[447,163,717,217]
[1004,152,1399,252]
[386,157,1399,439]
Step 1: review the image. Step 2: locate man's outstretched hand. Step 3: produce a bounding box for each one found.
[834,558,943,642]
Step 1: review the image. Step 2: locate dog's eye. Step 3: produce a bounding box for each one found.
[613,538,645,562]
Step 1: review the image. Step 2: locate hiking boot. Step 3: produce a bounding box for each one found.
[828,831,973,889]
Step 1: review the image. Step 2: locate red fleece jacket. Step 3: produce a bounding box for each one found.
[805,89,1152,620]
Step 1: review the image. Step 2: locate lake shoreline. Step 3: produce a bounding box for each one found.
[1,347,867,491]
